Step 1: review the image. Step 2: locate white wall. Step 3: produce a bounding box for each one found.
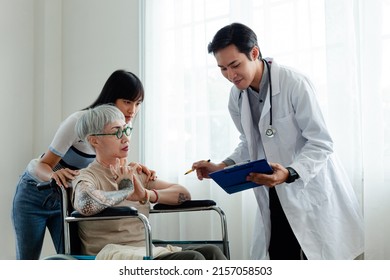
[0,0,141,259]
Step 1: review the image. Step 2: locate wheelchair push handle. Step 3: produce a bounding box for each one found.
[36,179,58,191]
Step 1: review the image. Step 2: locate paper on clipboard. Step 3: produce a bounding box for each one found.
[209,159,273,194]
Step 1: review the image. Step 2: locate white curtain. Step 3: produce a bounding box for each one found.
[142,0,390,259]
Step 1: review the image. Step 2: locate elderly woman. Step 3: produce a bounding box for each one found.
[72,104,226,260]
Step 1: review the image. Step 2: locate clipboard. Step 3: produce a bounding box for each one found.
[209,159,273,194]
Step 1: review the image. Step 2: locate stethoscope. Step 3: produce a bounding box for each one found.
[263,59,276,138]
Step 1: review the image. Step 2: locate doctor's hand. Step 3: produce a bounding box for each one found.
[191,160,226,180]
[246,162,289,188]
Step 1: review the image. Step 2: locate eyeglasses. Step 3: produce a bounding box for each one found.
[91,126,133,139]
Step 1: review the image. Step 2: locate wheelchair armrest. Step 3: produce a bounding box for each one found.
[153,199,216,210]
[71,206,138,218]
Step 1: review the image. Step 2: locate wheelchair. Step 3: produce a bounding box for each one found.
[37,180,230,260]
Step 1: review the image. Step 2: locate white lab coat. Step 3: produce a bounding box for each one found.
[227,58,364,260]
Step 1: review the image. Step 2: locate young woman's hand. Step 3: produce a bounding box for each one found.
[51,168,79,188]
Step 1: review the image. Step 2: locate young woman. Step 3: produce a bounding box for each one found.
[12,70,155,260]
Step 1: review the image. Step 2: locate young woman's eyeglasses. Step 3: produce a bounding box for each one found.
[91,126,133,139]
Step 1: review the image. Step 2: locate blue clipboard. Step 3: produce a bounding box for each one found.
[209,159,273,194]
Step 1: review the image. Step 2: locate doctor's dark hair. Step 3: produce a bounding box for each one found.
[207,23,262,60]
[85,70,144,109]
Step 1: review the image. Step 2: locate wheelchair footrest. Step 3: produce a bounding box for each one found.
[72,255,96,260]
[153,240,225,247]
[153,240,228,256]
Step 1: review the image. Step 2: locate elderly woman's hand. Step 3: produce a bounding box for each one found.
[110,158,135,193]
[128,161,157,182]
[125,176,148,202]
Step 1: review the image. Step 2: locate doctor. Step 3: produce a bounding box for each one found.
[192,23,364,260]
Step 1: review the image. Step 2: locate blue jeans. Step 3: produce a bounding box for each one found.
[11,172,64,259]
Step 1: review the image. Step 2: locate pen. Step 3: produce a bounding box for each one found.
[184,159,210,175]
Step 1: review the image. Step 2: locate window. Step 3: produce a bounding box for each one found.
[143,0,390,259]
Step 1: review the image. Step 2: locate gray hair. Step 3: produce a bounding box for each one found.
[76,104,125,142]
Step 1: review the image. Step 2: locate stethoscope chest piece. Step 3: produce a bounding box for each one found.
[265,127,276,138]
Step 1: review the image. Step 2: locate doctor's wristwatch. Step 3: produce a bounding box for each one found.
[285,167,300,183]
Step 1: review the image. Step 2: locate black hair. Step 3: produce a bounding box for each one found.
[207,22,262,60]
[86,70,144,109]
